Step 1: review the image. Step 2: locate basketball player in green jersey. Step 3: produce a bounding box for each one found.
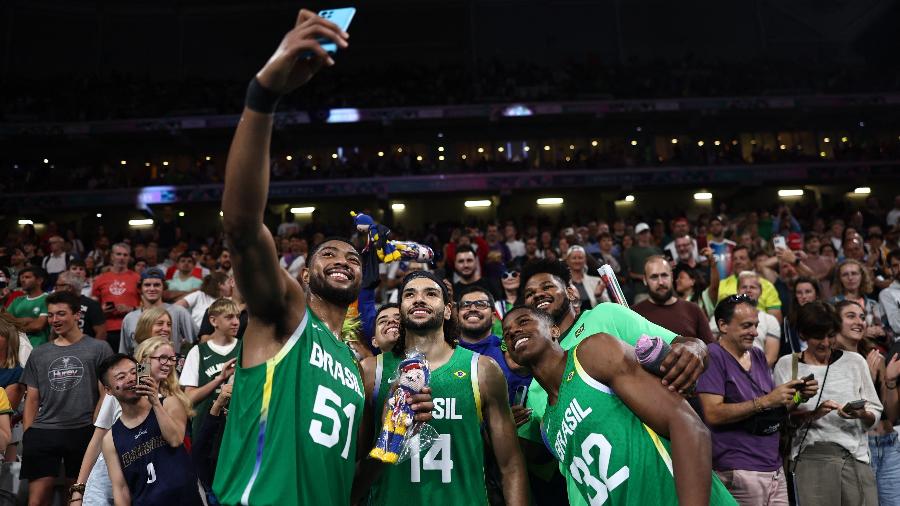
[360,272,529,506]
[515,260,710,505]
[215,11,432,505]
[503,306,736,506]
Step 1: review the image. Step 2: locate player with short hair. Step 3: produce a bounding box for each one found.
[502,306,736,505]
[361,271,529,505]
[212,11,431,505]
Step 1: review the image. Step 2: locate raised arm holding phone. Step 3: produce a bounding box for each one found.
[212,11,432,505]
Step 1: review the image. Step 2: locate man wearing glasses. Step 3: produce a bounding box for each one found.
[456,285,532,404]
[179,298,239,440]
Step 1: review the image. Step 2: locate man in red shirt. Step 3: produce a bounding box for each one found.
[91,243,140,352]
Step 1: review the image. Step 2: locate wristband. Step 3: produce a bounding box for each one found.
[245,77,282,114]
[887,381,897,390]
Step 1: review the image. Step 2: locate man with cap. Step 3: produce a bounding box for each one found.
[625,223,663,304]
[120,268,197,354]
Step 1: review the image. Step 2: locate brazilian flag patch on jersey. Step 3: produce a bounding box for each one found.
[454,370,467,379]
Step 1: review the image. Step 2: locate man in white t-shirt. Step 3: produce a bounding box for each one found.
[504,224,526,260]
[179,298,239,440]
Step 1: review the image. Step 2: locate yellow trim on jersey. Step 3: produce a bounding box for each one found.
[643,423,674,476]
[470,353,483,423]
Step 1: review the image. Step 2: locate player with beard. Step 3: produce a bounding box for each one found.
[502,306,736,506]
[632,256,714,344]
[214,11,432,505]
[514,259,710,506]
[361,271,529,506]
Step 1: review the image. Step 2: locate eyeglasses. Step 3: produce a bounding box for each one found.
[501,271,520,280]
[727,293,754,303]
[459,300,491,310]
[150,355,181,365]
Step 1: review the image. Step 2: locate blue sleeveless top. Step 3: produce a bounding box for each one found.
[111,407,203,506]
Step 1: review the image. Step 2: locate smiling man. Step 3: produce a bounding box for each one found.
[502,306,735,505]
[372,303,400,352]
[456,284,532,403]
[213,11,431,505]
[362,271,528,506]
[20,291,112,506]
[515,259,709,506]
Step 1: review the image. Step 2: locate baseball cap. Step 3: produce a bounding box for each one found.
[141,267,166,281]
[635,223,650,234]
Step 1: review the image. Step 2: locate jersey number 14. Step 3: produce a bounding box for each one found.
[410,433,453,483]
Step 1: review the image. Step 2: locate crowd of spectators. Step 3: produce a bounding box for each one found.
[4,59,900,123]
[4,132,900,194]
[0,191,898,504]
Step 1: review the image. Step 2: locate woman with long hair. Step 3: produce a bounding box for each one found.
[133,306,173,347]
[72,338,193,505]
[774,301,882,506]
[0,316,24,462]
[832,300,900,505]
[831,259,887,344]
[781,277,822,355]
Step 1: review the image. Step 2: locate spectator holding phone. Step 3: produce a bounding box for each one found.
[697,294,818,505]
[774,301,882,506]
[71,337,191,506]
[97,352,203,506]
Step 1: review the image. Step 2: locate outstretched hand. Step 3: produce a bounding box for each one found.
[256,9,349,95]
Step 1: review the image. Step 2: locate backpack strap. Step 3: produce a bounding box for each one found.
[791,352,800,380]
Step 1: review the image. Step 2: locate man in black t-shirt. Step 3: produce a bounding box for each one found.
[55,271,107,342]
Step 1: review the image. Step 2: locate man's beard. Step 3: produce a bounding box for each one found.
[309,274,360,307]
[460,316,492,340]
[649,287,673,305]
[549,296,572,325]
[401,309,444,332]
[458,270,475,281]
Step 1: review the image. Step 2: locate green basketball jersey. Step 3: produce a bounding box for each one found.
[191,340,239,440]
[369,346,488,506]
[213,308,365,506]
[542,346,736,506]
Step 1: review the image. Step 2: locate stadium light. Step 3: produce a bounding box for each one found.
[823,138,831,143]
[128,219,154,227]
[96,213,102,218]
[625,195,635,202]
[671,138,678,144]
[537,197,564,206]
[694,192,713,201]
[854,187,871,194]
[43,158,49,164]
[178,211,185,217]
[205,156,212,161]
[163,161,169,166]
[591,140,598,147]
[291,207,316,215]
[377,151,384,157]
[464,200,491,208]
[18,220,33,225]
[391,203,406,212]
[219,211,224,217]
[778,189,804,198]
[438,146,444,152]
[714,140,721,146]
[543,145,550,151]
[120,160,127,165]
[630,140,638,146]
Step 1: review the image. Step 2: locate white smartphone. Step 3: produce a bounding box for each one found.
[773,236,787,250]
